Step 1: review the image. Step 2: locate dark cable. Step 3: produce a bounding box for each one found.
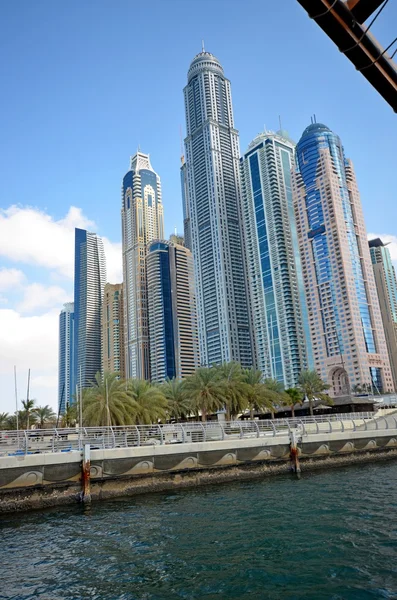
[313,0,338,20]
[343,0,390,53]
[358,36,397,71]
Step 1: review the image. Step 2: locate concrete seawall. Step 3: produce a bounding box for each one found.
[2,427,397,513]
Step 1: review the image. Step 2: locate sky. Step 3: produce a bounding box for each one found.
[0,0,396,414]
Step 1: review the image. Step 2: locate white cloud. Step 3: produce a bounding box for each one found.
[368,233,397,268]
[0,309,59,413]
[17,283,71,314]
[0,205,121,282]
[0,267,25,291]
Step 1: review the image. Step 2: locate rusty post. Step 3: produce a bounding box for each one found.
[81,443,91,504]
[289,429,301,475]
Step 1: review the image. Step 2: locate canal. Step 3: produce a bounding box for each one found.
[1,461,397,599]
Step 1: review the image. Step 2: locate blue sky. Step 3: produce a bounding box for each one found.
[0,0,396,412]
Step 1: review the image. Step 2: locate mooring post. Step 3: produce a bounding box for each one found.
[81,443,91,504]
[289,428,301,475]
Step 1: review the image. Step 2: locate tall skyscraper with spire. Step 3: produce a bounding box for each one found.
[240,130,312,387]
[182,48,252,366]
[121,151,164,379]
[292,122,393,396]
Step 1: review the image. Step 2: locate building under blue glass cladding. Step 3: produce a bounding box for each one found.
[292,122,393,396]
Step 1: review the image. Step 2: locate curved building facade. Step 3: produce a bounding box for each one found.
[240,130,312,387]
[182,50,252,366]
[121,152,164,379]
[292,123,392,395]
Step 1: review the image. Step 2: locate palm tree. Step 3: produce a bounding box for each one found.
[83,372,136,426]
[183,367,227,422]
[298,370,332,416]
[128,379,168,425]
[21,399,36,430]
[0,412,9,430]
[32,405,56,429]
[284,388,303,418]
[215,362,248,420]
[161,378,190,422]
[61,404,77,428]
[263,378,290,419]
[243,368,279,419]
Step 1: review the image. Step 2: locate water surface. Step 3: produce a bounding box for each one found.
[1,462,397,599]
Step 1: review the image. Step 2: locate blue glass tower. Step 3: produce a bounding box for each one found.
[58,302,75,414]
[292,122,393,396]
[240,130,313,387]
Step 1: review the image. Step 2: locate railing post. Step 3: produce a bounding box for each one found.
[270,420,276,437]
[299,420,306,436]
[340,419,345,433]
[24,430,28,454]
[200,423,206,442]
[52,429,56,453]
[158,425,164,445]
[327,419,332,433]
[80,443,91,504]
[180,424,186,443]
[219,422,225,440]
[253,421,260,438]
[135,425,141,447]
[238,421,244,439]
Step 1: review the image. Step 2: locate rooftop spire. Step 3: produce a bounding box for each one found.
[201,39,205,52]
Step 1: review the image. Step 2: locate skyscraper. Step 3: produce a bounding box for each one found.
[292,122,393,396]
[121,151,164,380]
[369,238,397,390]
[240,130,312,387]
[58,302,74,414]
[74,227,106,388]
[182,49,252,366]
[101,283,125,378]
[147,237,200,383]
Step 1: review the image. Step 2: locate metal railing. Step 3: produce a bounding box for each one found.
[0,412,392,457]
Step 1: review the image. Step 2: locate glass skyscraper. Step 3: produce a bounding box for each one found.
[369,238,397,390]
[121,151,164,380]
[101,283,125,379]
[182,49,252,367]
[147,237,199,383]
[240,130,312,387]
[58,302,74,414]
[74,227,106,388]
[292,122,392,396]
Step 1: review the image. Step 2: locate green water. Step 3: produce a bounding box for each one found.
[1,462,397,599]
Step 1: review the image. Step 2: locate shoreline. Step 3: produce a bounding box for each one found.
[1,447,397,514]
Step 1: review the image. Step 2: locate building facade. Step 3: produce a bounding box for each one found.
[147,238,200,383]
[369,238,397,390]
[121,152,164,380]
[240,130,312,387]
[292,122,392,396]
[74,228,106,388]
[182,49,252,366]
[58,302,74,414]
[101,283,125,378]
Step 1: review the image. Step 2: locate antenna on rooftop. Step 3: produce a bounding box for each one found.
[278,115,282,131]
[202,39,205,52]
[314,114,317,123]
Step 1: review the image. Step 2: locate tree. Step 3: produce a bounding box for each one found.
[298,370,332,416]
[21,399,36,430]
[61,404,77,428]
[215,362,248,420]
[263,378,290,419]
[0,412,9,430]
[243,368,280,419]
[284,388,303,418]
[351,383,362,396]
[33,405,56,429]
[128,379,168,425]
[161,378,190,422]
[183,367,227,422]
[83,372,136,427]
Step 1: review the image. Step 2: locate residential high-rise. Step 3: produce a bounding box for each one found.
[101,283,125,378]
[240,130,312,387]
[369,238,397,390]
[58,302,74,414]
[182,49,252,366]
[292,122,393,396]
[121,152,164,380]
[74,228,106,388]
[147,237,200,383]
